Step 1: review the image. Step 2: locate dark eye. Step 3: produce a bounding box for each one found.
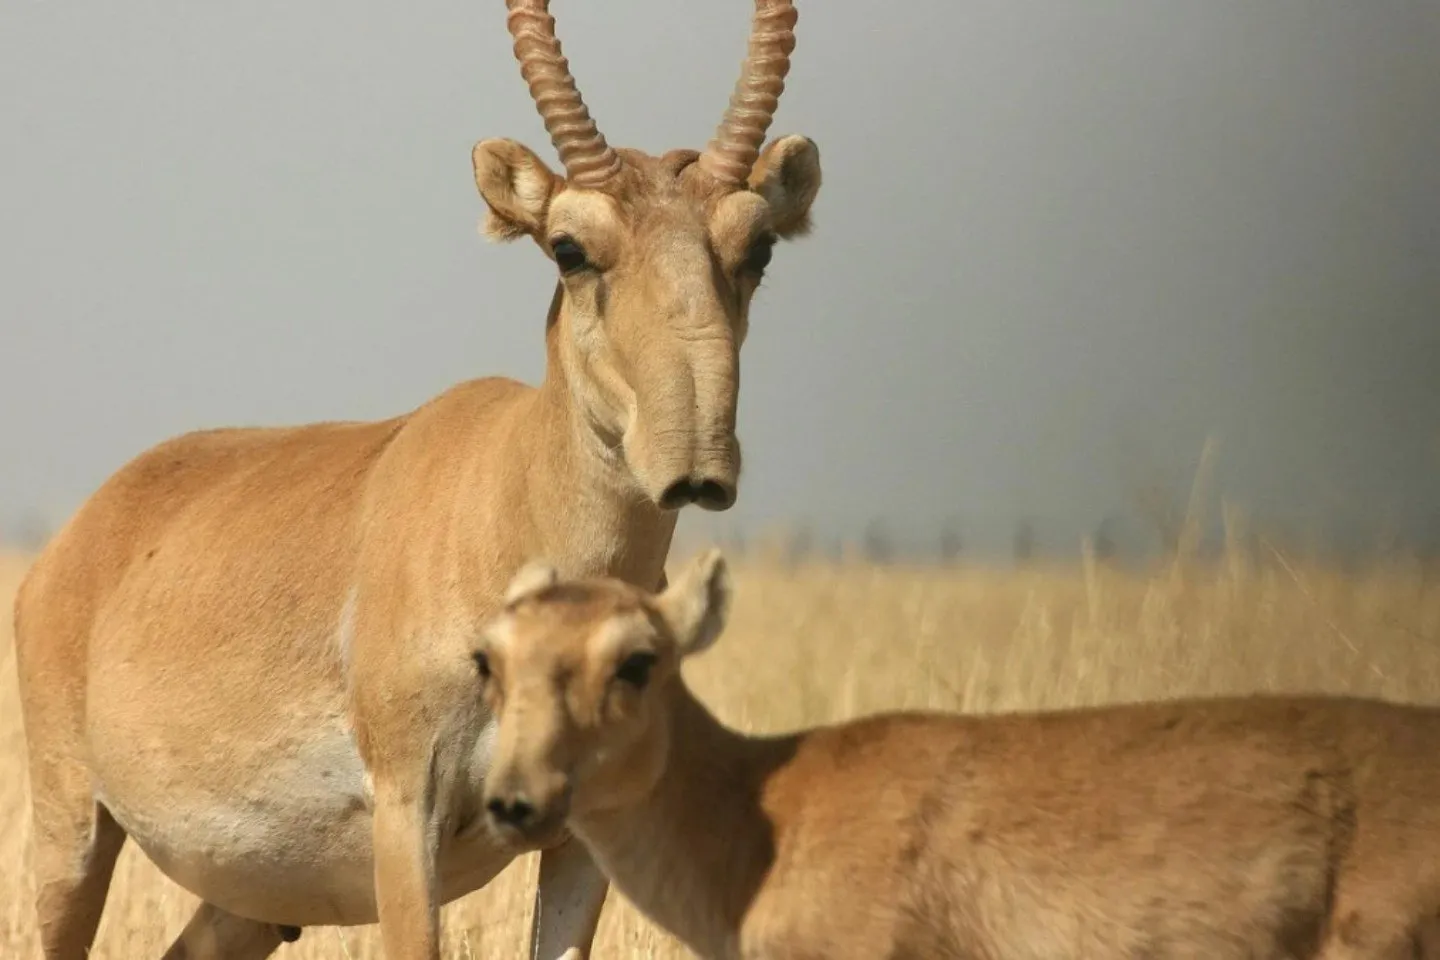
[741,234,775,275]
[614,651,657,689]
[550,236,589,275]
[472,650,491,681]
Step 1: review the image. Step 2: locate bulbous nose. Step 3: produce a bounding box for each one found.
[660,478,737,512]
[486,795,536,829]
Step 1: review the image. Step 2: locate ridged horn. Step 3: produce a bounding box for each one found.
[505,0,622,187]
[696,0,798,186]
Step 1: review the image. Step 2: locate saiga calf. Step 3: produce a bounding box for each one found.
[479,549,1440,960]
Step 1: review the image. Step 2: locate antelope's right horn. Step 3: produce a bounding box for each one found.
[505,0,622,187]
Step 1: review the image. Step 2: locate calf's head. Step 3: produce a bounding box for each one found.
[477,548,732,843]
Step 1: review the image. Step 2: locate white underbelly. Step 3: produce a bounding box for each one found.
[95,725,381,926]
[93,719,520,927]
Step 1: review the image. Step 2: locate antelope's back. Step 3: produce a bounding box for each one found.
[12,415,405,715]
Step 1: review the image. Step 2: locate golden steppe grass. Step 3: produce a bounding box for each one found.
[3,545,1440,958]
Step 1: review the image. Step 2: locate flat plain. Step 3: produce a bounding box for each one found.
[4,546,1438,958]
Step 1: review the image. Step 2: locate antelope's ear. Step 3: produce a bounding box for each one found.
[504,560,560,605]
[748,134,821,239]
[656,548,732,658]
[473,138,563,243]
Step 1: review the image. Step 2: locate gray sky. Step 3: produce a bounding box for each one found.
[3,1,1438,557]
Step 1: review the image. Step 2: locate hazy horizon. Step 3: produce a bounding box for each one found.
[3,1,1437,560]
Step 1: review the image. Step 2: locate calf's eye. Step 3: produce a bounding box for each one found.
[614,651,657,689]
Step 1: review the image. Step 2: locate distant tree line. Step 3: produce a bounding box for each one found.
[8,502,1440,570]
[679,508,1440,570]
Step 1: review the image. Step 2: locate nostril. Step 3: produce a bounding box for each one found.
[695,480,735,510]
[660,479,736,511]
[486,796,534,827]
[660,480,700,510]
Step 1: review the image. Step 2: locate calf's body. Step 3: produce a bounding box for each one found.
[598,692,1440,959]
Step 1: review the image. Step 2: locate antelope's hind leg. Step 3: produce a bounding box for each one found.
[29,784,127,959]
[159,902,292,959]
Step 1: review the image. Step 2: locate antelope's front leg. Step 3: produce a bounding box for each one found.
[529,834,610,960]
[372,780,442,960]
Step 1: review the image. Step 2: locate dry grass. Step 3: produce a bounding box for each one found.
[3,547,1439,957]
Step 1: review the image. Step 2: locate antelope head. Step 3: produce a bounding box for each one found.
[475,0,822,512]
[478,549,733,840]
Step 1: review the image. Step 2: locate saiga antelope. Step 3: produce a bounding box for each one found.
[11,1,823,957]
[480,550,1440,960]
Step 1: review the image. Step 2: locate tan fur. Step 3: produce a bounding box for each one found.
[480,550,1440,960]
[12,119,822,960]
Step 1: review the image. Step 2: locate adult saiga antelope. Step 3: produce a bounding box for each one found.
[479,549,1440,960]
[11,2,822,957]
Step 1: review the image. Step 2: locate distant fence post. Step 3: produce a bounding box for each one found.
[939,518,963,563]
[862,519,893,565]
[1013,519,1035,564]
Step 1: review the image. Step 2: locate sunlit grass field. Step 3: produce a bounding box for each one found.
[4,545,1439,957]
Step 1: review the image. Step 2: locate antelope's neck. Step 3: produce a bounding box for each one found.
[571,687,796,960]
[517,307,676,588]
